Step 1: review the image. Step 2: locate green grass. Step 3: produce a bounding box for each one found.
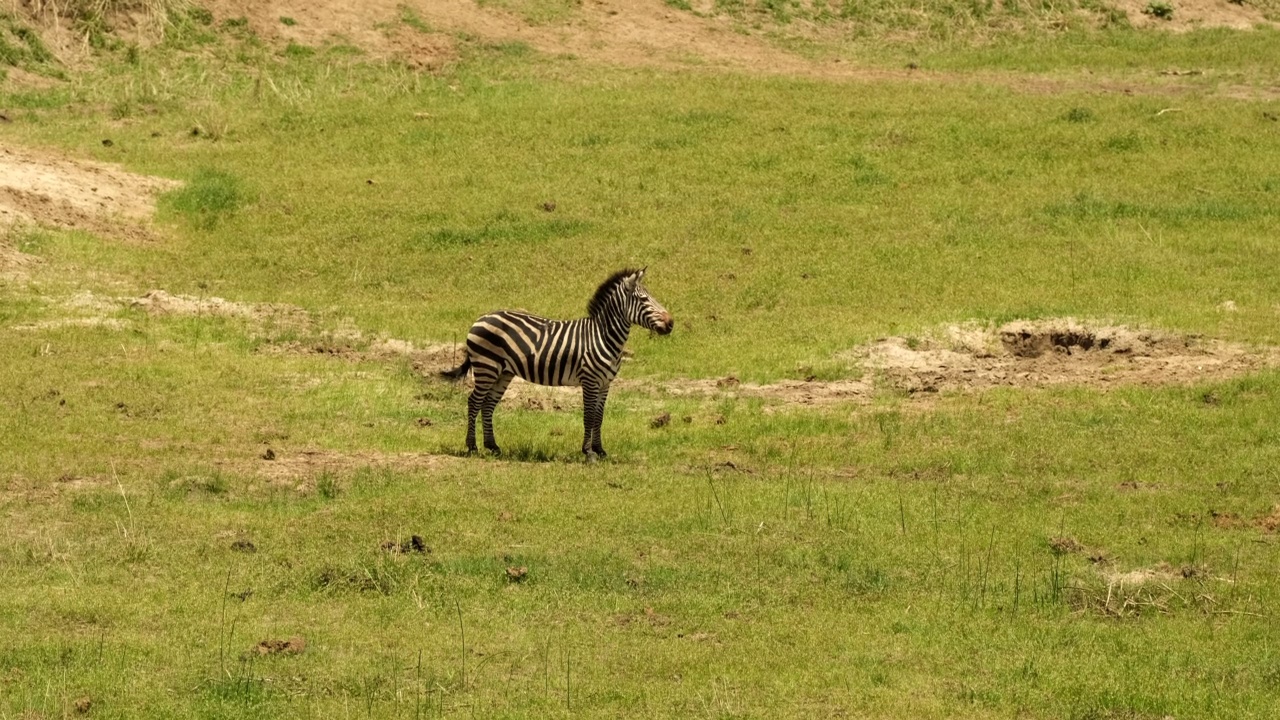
[3,13,1280,719]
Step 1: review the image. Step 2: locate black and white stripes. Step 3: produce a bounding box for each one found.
[440,268,673,460]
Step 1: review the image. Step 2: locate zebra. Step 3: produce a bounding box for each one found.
[440,268,673,460]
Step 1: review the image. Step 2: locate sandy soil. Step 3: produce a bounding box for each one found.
[853,318,1279,395]
[0,145,179,241]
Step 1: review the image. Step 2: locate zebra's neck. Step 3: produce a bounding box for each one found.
[590,309,631,357]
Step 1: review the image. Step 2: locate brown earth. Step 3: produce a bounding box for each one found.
[1112,0,1274,31]
[0,240,41,279]
[852,319,1279,395]
[0,145,179,242]
[257,449,455,487]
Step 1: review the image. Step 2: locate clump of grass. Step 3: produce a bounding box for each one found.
[162,168,252,228]
[284,41,314,58]
[399,6,432,33]
[0,14,56,73]
[316,472,341,500]
[1063,106,1095,123]
[1144,1,1175,19]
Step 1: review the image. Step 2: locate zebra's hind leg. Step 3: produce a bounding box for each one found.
[481,372,515,455]
[465,386,485,454]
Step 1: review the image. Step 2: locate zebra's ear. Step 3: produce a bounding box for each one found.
[623,270,641,292]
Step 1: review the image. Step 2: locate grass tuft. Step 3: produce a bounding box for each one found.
[161,168,252,227]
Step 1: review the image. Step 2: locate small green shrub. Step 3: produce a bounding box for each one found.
[1145,1,1174,18]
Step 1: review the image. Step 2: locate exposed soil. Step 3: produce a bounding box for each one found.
[1257,505,1280,533]
[203,0,459,70]
[0,241,42,279]
[645,376,873,408]
[256,449,455,486]
[130,289,311,326]
[852,319,1278,395]
[1112,0,1274,31]
[0,145,179,242]
[248,636,307,657]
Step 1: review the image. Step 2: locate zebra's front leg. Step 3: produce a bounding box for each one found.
[590,384,611,458]
[580,382,610,461]
[481,372,514,455]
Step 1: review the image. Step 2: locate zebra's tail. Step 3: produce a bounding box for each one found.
[439,357,472,381]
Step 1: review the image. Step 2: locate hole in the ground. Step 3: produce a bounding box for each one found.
[1050,331,1096,351]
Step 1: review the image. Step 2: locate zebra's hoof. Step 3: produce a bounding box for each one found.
[584,451,598,464]
[485,445,502,456]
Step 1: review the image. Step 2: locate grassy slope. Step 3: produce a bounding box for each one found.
[3,12,1280,720]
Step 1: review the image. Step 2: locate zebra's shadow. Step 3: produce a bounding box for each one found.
[445,444,591,464]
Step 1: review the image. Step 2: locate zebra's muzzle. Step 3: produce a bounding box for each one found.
[652,313,674,335]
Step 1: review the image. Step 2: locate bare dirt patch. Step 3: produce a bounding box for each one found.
[256,449,455,486]
[643,375,873,408]
[247,636,306,657]
[1113,0,1273,31]
[1256,505,1280,533]
[0,240,42,280]
[130,289,310,325]
[0,146,179,242]
[203,0,459,70]
[853,319,1278,395]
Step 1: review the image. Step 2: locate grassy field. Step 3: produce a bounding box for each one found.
[3,5,1280,718]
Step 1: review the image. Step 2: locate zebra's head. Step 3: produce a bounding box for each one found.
[590,268,674,335]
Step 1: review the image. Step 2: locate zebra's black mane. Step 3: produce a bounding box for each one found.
[587,268,640,318]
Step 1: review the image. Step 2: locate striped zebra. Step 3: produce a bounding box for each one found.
[440,268,673,460]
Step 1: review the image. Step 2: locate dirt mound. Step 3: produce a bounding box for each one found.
[203,0,458,69]
[1112,0,1274,31]
[0,146,179,241]
[857,319,1276,394]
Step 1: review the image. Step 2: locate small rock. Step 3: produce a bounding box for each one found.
[650,412,671,429]
[506,566,528,582]
[261,448,276,460]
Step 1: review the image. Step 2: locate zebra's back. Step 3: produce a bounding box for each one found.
[466,311,588,387]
